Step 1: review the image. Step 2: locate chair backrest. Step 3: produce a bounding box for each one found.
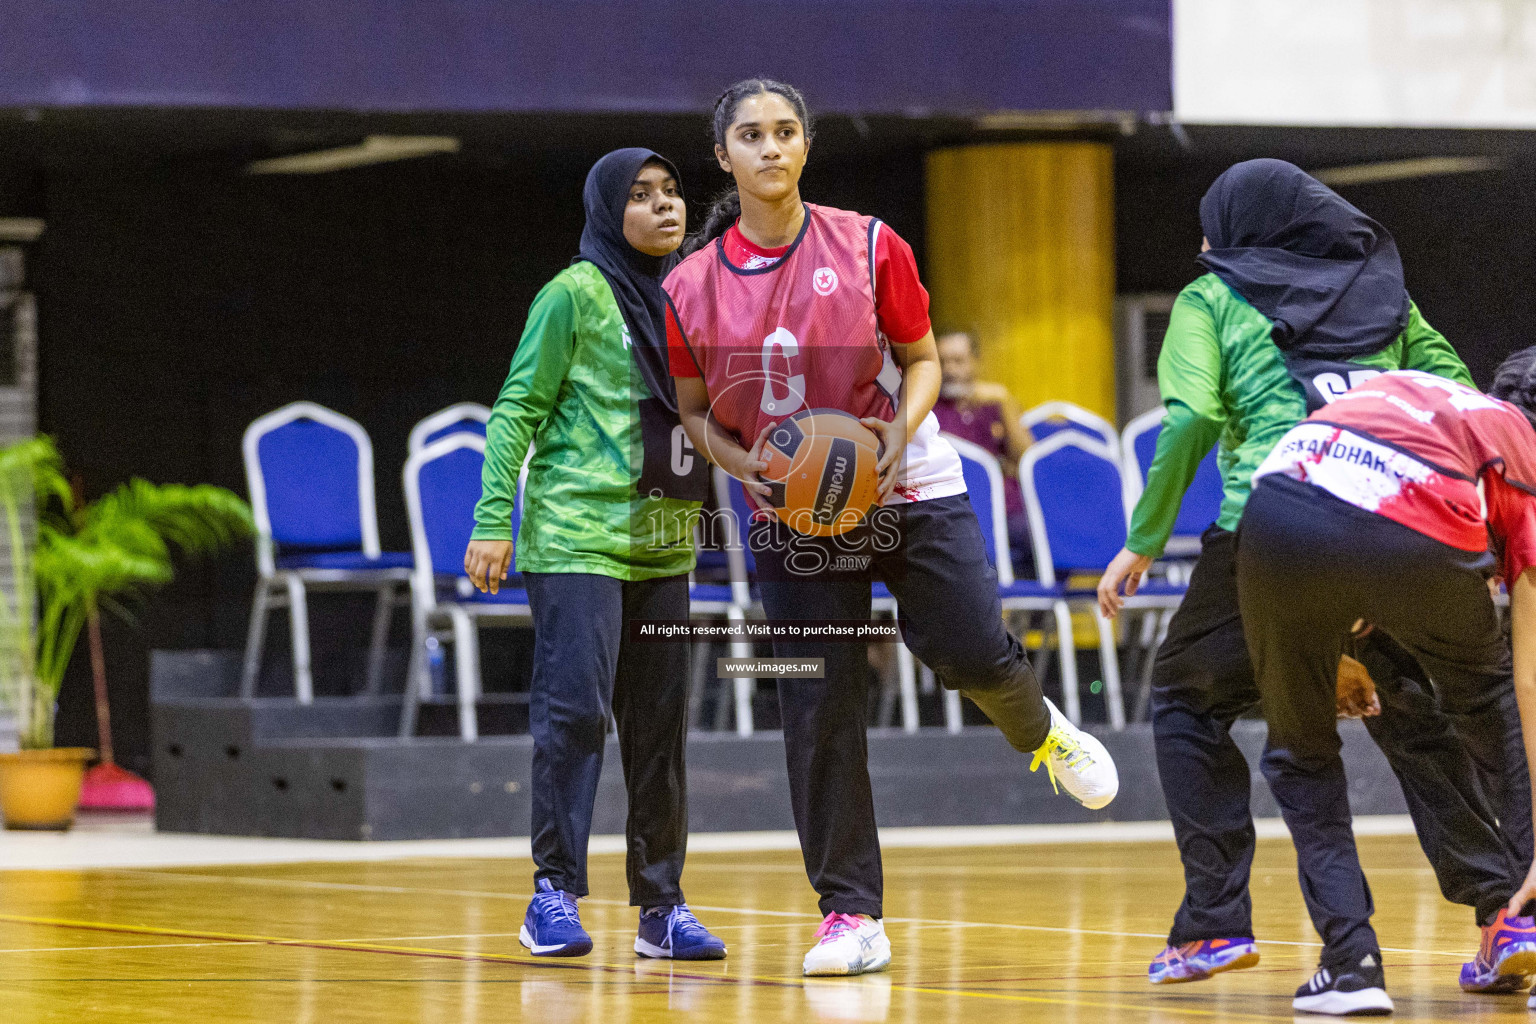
[1120,405,1223,540]
[1121,406,1164,494]
[711,466,757,605]
[1177,448,1224,538]
[1021,400,1119,454]
[408,402,491,454]
[404,435,531,609]
[1020,433,1127,585]
[404,435,485,586]
[243,402,378,573]
[942,433,1015,585]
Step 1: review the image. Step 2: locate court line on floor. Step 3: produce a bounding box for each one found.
[0,940,260,954]
[0,911,1306,1021]
[0,816,1418,870]
[82,868,1470,959]
[0,913,631,970]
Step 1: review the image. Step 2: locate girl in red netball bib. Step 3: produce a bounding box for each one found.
[664,78,1119,977]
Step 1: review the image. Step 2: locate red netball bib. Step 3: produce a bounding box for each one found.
[664,204,904,452]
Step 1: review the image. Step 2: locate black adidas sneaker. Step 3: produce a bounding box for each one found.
[1293,953,1393,1016]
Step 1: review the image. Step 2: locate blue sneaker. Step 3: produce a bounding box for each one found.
[1460,908,1536,993]
[519,879,592,957]
[635,904,727,961]
[1148,937,1260,984]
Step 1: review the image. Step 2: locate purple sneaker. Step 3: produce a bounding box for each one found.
[519,878,592,957]
[1149,938,1260,984]
[1460,908,1536,993]
[635,904,727,961]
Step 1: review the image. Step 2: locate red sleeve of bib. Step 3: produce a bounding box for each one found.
[666,302,701,378]
[1486,469,1536,585]
[873,226,931,345]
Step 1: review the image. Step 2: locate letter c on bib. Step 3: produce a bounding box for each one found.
[671,424,695,476]
[760,327,807,416]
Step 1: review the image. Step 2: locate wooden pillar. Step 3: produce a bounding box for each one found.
[925,142,1116,421]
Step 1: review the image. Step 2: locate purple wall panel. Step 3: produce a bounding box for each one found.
[1,1,1171,114]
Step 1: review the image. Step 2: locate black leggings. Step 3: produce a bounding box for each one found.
[525,571,692,906]
[1151,520,1527,953]
[750,493,1051,918]
[1237,475,1530,968]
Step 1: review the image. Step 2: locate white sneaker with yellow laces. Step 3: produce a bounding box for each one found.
[1031,697,1118,809]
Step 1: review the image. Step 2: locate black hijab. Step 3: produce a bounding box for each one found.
[1196,158,1410,359]
[576,147,683,411]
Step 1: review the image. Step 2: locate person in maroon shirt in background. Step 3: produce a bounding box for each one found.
[932,330,1035,571]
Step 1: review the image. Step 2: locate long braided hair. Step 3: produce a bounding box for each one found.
[680,78,814,258]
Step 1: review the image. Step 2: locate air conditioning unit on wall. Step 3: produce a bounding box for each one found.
[0,229,39,754]
[1116,293,1177,425]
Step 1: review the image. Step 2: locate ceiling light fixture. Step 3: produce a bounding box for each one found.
[0,218,44,242]
[1311,156,1500,187]
[246,135,460,175]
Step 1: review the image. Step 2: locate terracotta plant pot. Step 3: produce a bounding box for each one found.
[0,748,95,830]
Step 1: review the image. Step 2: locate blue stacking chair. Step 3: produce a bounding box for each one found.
[686,470,762,736]
[710,466,920,733]
[1120,406,1219,714]
[401,434,532,740]
[1020,400,1120,453]
[1121,406,1223,557]
[944,434,1075,733]
[1021,433,1187,728]
[241,402,413,703]
[408,402,491,455]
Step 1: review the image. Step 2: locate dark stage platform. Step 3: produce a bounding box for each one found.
[150,650,1411,841]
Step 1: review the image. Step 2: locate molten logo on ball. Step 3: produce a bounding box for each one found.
[760,409,883,537]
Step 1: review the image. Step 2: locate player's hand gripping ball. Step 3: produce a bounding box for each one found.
[758,409,884,537]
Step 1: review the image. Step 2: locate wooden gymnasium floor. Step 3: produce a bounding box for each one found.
[2,830,1533,1023]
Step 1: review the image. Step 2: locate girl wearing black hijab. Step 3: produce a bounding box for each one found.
[1096,159,1531,1011]
[464,148,721,961]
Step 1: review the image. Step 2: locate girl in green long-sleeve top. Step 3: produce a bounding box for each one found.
[1096,159,1526,1001]
[462,149,723,962]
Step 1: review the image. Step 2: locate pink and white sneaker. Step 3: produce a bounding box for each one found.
[803,913,892,977]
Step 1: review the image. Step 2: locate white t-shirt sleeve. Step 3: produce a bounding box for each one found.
[886,411,966,504]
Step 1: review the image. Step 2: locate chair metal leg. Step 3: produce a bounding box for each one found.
[399,607,430,738]
[284,575,314,705]
[1032,611,1056,690]
[1095,607,1127,730]
[919,663,937,695]
[1133,609,1173,723]
[943,688,963,734]
[240,581,271,699]
[362,585,394,695]
[712,676,734,732]
[875,671,898,729]
[896,648,919,733]
[686,636,711,730]
[398,632,424,741]
[1128,609,1158,684]
[726,605,754,737]
[1052,600,1080,724]
[449,608,480,742]
[406,604,431,700]
[893,612,919,734]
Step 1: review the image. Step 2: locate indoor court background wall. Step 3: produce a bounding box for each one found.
[19,123,1536,777]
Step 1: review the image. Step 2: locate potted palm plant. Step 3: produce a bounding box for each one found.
[0,437,252,829]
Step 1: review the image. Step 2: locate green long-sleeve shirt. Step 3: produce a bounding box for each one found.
[471,262,700,580]
[1125,273,1472,558]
